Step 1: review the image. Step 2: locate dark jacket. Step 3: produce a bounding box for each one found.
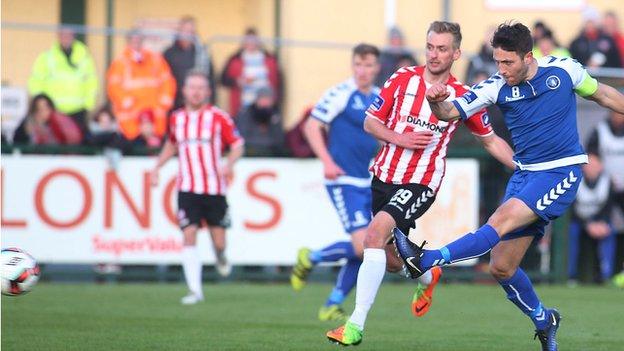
[235,105,285,156]
[569,30,622,68]
[163,40,216,108]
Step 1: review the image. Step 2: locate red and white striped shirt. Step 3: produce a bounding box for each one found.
[366,66,492,192]
[169,105,244,195]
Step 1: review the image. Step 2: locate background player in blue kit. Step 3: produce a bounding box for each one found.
[290,43,437,321]
[395,22,624,351]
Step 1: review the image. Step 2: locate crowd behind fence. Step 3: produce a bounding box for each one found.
[2,11,624,284]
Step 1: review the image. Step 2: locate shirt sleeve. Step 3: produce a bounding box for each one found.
[555,58,598,97]
[365,69,406,123]
[463,108,494,137]
[219,112,244,147]
[452,76,500,120]
[310,84,351,124]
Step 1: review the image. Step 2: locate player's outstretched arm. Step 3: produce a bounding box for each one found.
[477,133,515,170]
[150,139,177,186]
[585,83,624,114]
[426,83,461,122]
[363,115,433,149]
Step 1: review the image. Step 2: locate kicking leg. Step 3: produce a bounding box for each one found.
[396,198,539,277]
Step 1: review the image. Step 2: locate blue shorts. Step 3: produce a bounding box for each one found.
[325,184,372,234]
[501,165,583,241]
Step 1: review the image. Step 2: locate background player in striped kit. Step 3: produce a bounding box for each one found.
[326,21,514,346]
[290,44,441,322]
[151,70,244,305]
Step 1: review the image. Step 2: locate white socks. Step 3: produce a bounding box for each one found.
[349,248,386,329]
[418,269,433,285]
[182,246,203,299]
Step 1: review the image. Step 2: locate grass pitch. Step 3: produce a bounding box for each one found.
[2,282,621,350]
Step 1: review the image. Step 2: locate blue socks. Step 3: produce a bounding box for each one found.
[309,241,361,306]
[326,259,361,306]
[499,268,550,330]
[310,241,357,264]
[421,224,501,268]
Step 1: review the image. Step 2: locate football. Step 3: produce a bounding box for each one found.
[1,248,40,296]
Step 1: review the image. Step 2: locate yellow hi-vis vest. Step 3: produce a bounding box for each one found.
[28,41,98,114]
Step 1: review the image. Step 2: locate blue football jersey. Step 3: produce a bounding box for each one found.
[453,56,598,168]
[311,78,380,179]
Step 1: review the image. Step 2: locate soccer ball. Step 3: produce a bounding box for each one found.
[1,248,40,296]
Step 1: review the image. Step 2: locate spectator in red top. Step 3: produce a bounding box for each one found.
[602,11,624,67]
[13,94,82,146]
[285,106,315,158]
[131,109,162,151]
[569,6,622,68]
[220,28,281,117]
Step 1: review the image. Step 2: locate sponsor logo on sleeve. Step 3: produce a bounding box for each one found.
[461,91,478,104]
[314,105,328,114]
[481,113,490,127]
[371,95,384,111]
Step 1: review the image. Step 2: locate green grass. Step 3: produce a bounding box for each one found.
[2,282,622,350]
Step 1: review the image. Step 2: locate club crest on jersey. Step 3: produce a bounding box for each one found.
[481,113,490,126]
[371,95,384,111]
[461,91,478,104]
[546,75,561,90]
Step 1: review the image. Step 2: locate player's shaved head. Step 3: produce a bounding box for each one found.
[427,21,462,49]
[492,22,533,57]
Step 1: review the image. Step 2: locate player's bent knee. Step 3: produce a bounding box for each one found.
[489,261,516,280]
[363,228,387,249]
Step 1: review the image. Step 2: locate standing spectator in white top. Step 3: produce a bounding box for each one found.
[150,70,244,305]
[568,154,616,284]
[586,110,624,216]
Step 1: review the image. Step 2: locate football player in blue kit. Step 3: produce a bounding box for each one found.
[394,22,624,351]
[290,43,436,321]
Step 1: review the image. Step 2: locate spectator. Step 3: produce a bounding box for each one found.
[374,26,418,87]
[569,6,622,68]
[602,11,624,67]
[531,21,552,43]
[235,86,284,156]
[13,94,82,146]
[586,110,624,216]
[533,31,571,59]
[131,109,162,151]
[465,26,498,85]
[107,28,176,141]
[28,26,98,142]
[285,107,315,158]
[164,15,216,109]
[221,28,281,117]
[568,154,616,284]
[88,105,128,151]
